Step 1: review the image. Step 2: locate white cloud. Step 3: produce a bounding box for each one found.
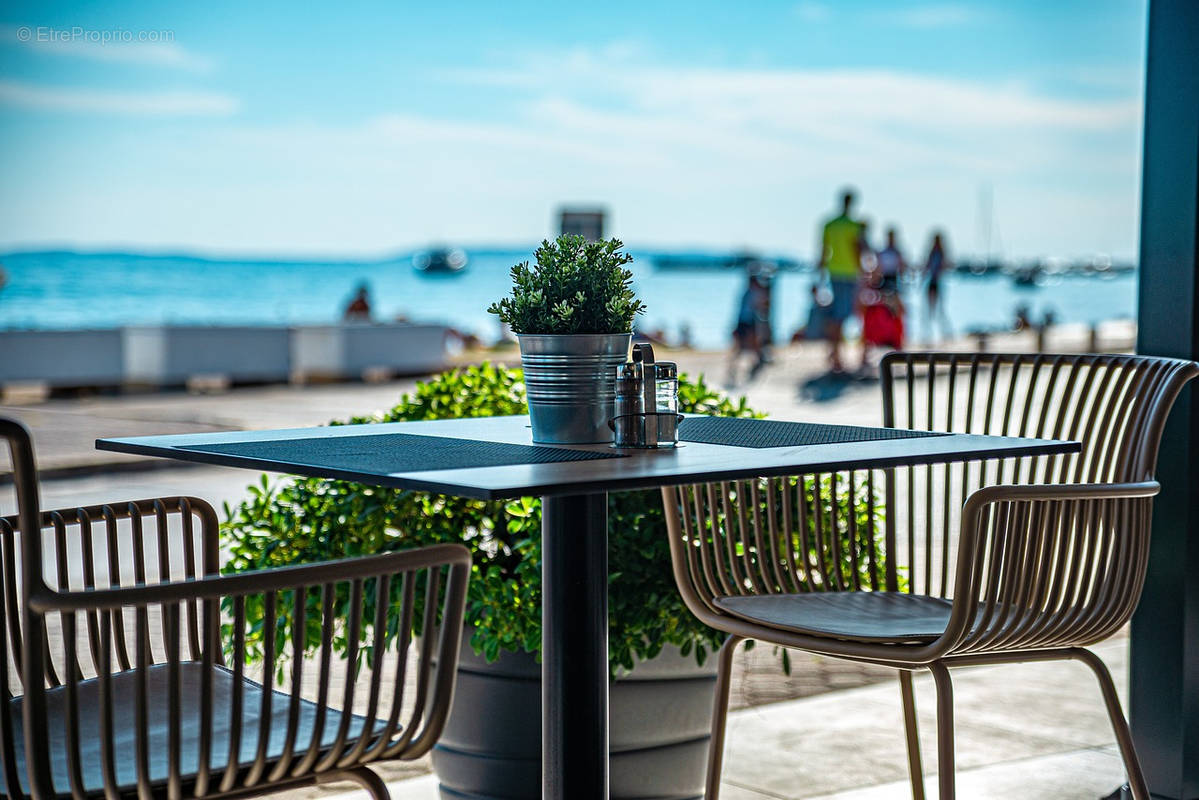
[448,54,1138,135]
[1065,65,1144,93]
[0,80,238,115]
[634,67,1136,131]
[1,24,214,72]
[0,44,1144,259]
[150,50,1138,256]
[443,39,650,91]
[882,4,988,28]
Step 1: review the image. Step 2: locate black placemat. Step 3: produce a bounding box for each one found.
[678,416,948,448]
[182,432,625,474]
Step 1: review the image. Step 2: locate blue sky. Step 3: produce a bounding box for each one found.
[0,1,1147,259]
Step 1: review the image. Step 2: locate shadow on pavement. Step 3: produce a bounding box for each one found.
[798,370,878,403]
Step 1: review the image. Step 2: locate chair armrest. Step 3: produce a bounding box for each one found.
[935,480,1159,653]
[963,480,1160,508]
[28,544,470,612]
[20,542,472,797]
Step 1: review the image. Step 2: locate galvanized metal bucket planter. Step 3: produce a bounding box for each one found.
[518,333,632,444]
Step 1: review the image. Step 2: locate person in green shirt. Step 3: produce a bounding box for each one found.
[816,189,867,372]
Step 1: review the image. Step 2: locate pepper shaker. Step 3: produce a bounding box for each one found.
[612,362,644,447]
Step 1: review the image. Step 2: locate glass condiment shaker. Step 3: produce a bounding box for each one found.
[612,362,644,447]
[654,362,679,445]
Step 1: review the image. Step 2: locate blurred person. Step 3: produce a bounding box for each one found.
[875,227,907,292]
[754,265,776,364]
[859,225,910,372]
[858,219,877,275]
[794,282,830,343]
[857,268,906,372]
[1013,304,1033,331]
[1035,309,1058,352]
[343,282,373,321]
[923,231,952,342]
[816,189,867,373]
[445,326,483,351]
[727,270,772,385]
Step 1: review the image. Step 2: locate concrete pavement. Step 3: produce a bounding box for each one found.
[317,639,1131,799]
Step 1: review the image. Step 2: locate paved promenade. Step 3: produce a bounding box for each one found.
[1,334,1137,798]
[322,638,1131,799]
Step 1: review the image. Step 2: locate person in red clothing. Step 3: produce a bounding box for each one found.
[857,267,905,372]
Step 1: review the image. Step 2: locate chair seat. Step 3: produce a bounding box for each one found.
[714,591,957,643]
[4,662,377,799]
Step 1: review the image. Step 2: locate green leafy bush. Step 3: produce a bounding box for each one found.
[221,363,886,675]
[487,235,645,334]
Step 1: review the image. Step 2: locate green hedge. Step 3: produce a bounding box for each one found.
[221,362,884,675]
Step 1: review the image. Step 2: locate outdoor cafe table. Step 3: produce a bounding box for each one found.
[97,414,1079,800]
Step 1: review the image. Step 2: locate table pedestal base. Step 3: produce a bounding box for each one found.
[541,492,609,800]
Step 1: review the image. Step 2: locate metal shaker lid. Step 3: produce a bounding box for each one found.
[654,362,678,380]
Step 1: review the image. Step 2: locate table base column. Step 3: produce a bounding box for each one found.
[541,492,608,800]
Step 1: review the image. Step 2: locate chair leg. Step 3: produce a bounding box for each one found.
[928,662,955,800]
[1069,648,1150,800]
[898,669,926,800]
[705,635,743,800]
[317,767,391,800]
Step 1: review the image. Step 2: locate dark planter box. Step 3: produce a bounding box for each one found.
[432,634,716,800]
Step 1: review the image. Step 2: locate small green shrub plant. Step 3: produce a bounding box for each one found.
[221,363,888,675]
[487,235,645,334]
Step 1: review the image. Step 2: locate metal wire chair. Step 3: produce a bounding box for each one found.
[660,352,1198,800]
[0,417,471,800]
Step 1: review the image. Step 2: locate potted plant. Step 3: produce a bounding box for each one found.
[488,235,645,443]
[221,364,885,799]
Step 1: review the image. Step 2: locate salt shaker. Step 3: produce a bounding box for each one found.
[654,361,679,443]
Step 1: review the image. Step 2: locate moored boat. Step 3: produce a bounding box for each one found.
[414,247,468,274]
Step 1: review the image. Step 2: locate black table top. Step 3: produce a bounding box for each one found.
[96,415,1081,500]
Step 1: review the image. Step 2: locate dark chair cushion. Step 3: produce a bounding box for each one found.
[4,662,378,798]
[714,591,957,643]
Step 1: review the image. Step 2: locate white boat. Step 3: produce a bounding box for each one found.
[413,247,468,274]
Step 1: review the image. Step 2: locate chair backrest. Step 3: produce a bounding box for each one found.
[880,352,1195,484]
[1,497,221,694]
[660,353,1197,619]
[662,471,888,623]
[878,352,1198,598]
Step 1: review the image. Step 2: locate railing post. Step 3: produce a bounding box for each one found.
[1133,1,1199,797]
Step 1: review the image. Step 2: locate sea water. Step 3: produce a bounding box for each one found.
[0,249,1137,351]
